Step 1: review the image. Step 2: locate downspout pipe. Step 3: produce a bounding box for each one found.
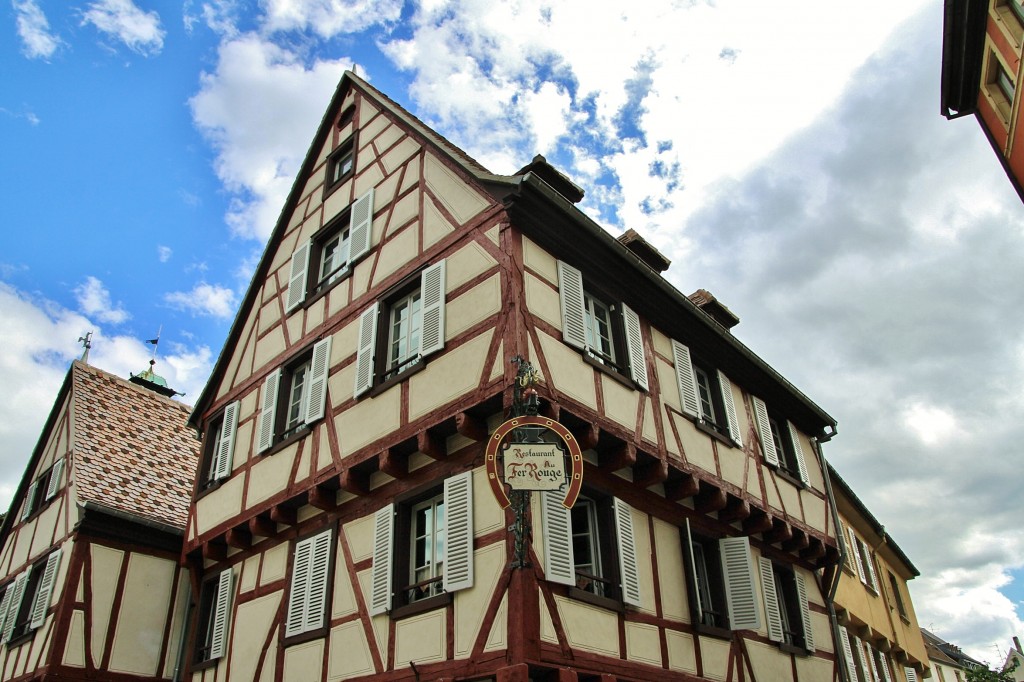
[816,436,852,682]
[172,578,193,682]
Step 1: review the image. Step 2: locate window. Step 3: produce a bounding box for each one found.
[985,50,1016,123]
[847,527,879,592]
[541,489,641,608]
[370,471,473,616]
[870,644,895,682]
[19,458,65,522]
[285,529,333,639]
[199,403,238,489]
[326,136,355,191]
[556,260,649,390]
[1,549,62,644]
[671,340,743,446]
[888,571,909,620]
[256,338,332,453]
[286,189,374,312]
[752,396,810,484]
[194,569,232,664]
[682,524,734,630]
[759,559,813,652]
[354,260,446,398]
[839,627,868,682]
[996,0,1024,43]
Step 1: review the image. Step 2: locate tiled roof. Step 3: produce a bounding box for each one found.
[71,362,198,530]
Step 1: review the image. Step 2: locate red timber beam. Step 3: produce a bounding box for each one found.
[664,472,700,501]
[308,484,338,511]
[338,467,369,496]
[764,518,793,545]
[455,411,488,441]
[418,429,446,461]
[718,494,751,524]
[225,525,252,549]
[248,514,276,538]
[694,481,727,513]
[743,509,773,535]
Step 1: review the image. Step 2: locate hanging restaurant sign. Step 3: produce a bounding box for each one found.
[485,415,583,509]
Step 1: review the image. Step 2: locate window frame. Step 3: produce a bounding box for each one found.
[681,521,732,635]
[984,47,1017,124]
[192,568,233,668]
[198,402,238,493]
[759,558,814,654]
[324,133,355,197]
[671,339,743,447]
[3,548,62,646]
[283,528,335,645]
[888,570,910,621]
[256,337,332,455]
[752,395,810,485]
[19,458,65,523]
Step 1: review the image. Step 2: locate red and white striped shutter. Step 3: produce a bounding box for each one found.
[304,337,332,424]
[795,572,814,651]
[209,569,233,659]
[758,557,783,642]
[419,261,446,358]
[214,402,238,481]
[671,340,701,417]
[348,188,374,263]
[21,481,38,521]
[45,459,65,501]
[286,239,311,312]
[286,537,312,636]
[684,519,703,624]
[256,369,281,453]
[30,549,62,628]
[369,504,394,616]
[752,396,779,466]
[354,303,379,398]
[3,572,28,642]
[787,421,810,484]
[541,490,576,587]
[847,527,861,580]
[717,370,743,447]
[840,627,861,682]
[556,260,587,351]
[303,530,332,632]
[719,537,760,630]
[443,471,474,593]
[621,304,648,391]
[613,498,641,607]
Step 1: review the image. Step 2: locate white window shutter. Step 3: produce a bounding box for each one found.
[286,239,312,312]
[787,421,811,484]
[719,537,760,630]
[684,519,703,625]
[214,402,239,481]
[303,530,332,632]
[717,370,743,447]
[840,627,861,682]
[541,490,576,587]
[903,666,919,682]
[354,303,379,398]
[878,651,894,682]
[419,261,446,357]
[0,585,14,640]
[853,636,870,682]
[443,471,474,593]
[671,340,701,417]
[29,549,62,629]
[613,497,642,607]
[21,481,38,521]
[621,304,648,391]
[556,260,587,351]
[758,557,784,642]
[304,338,332,424]
[209,569,233,659]
[348,188,374,263]
[847,527,861,580]
[866,643,880,682]
[752,396,779,466]
[369,504,394,616]
[795,572,814,651]
[865,550,879,591]
[256,369,281,453]
[3,572,28,642]
[286,538,312,636]
[45,459,65,501]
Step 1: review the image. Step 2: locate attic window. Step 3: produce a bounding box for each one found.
[327,137,355,190]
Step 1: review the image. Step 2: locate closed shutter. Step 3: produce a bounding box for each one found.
[0,587,13,640]
[214,402,238,481]
[209,569,233,660]
[348,188,374,263]
[758,558,783,642]
[846,527,861,579]
[419,261,446,357]
[541,490,576,587]
[853,636,870,682]
[787,421,811,484]
[684,519,703,625]
[613,497,641,607]
[21,482,38,521]
[556,260,587,351]
[286,537,313,636]
[866,643,880,682]
[903,666,919,682]
[369,504,394,615]
[304,338,332,423]
[443,471,474,593]
[752,396,779,466]
[840,627,861,682]
[45,459,65,501]
[286,239,311,312]
[795,572,814,651]
[3,572,28,642]
[671,340,701,417]
[256,369,281,453]
[621,304,648,391]
[353,303,379,398]
[303,530,332,632]
[29,549,62,628]
[719,536,760,630]
[717,371,743,447]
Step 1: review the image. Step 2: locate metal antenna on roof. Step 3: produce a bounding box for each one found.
[145,326,162,361]
[77,331,93,364]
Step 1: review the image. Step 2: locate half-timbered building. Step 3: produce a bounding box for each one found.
[185,71,846,682]
[0,360,198,681]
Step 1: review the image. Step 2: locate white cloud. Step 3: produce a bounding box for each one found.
[157,245,172,262]
[184,0,241,36]
[13,0,64,60]
[74,276,130,324]
[82,0,165,56]
[164,282,237,318]
[902,402,962,446]
[261,0,402,38]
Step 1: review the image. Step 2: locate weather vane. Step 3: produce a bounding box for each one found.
[77,331,93,364]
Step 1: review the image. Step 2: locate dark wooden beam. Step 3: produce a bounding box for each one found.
[248,515,276,538]
[718,496,751,524]
[269,504,297,526]
[339,468,369,496]
[743,510,773,535]
[664,474,699,501]
[764,519,793,545]
[225,527,252,550]
[202,541,227,561]
[782,528,809,553]
[309,484,337,511]
[694,483,727,513]
[571,423,599,451]
[418,430,447,461]
[379,448,408,479]
[600,443,636,472]
[633,458,668,488]
[455,412,488,441]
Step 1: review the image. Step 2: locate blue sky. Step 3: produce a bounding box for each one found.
[3,0,1024,664]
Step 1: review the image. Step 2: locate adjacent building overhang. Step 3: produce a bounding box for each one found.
[941,0,989,118]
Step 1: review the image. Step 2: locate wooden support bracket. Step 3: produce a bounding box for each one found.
[783,528,810,552]
[248,515,276,538]
[269,504,297,526]
[202,541,227,561]
[764,519,793,545]
[718,496,751,524]
[743,510,773,535]
[633,458,668,488]
[225,527,252,550]
[664,474,700,501]
[601,443,636,472]
[417,430,447,461]
[571,423,599,451]
[379,448,408,479]
[309,484,337,511]
[455,412,488,441]
[338,468,369,496]
[694,483,727,513]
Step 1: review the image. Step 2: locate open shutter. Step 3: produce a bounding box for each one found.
[717,370,743,446]
[684,519,703,625]
[29,549,62,629]
[671,341,701,417]
[878,651,893,682]
[304,337,332,424]
[621,304,648,391]
[286,538,312,636]
[846,527,861,579]
[304,530,332,632]
[0,586,14,640]
[787,421,810,484]
[758,557,784,642]
[443,471,474,593]
[369,504,394,615]
[214,402,239,481]
[853,636,870,682]
[865,550,879,591]
[348,188,374,263]
[3,573,28,642]
[256,369,281,453]
[209,569,233,659]
[286,239,311,312]
[719,537,760,630]
[840,627,861,682]
[752,396,779,466]
[21,482,38,521]
[541,490,575,587]
[45,459,65,501]
[795,572,814,651]
[354,303,379,398]
[866,643,880,682]
[556,260,587,350]
[613,498,641,607]
[419,261,446,358]
[903,666,919,682]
